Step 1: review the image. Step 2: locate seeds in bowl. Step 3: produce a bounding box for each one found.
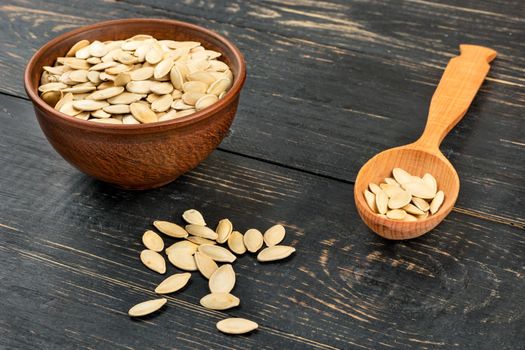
[39,35,233,124]
[364,167,445,221]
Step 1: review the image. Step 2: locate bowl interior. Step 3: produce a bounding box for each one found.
[26,18,245,129]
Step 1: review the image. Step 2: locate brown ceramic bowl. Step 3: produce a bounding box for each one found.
[24,18,246,189]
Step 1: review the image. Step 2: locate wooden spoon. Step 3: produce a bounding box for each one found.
[354,45,497,240]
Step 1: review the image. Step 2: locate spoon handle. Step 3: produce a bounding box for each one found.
[415,45,496,150]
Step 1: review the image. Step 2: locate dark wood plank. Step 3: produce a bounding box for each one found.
[0,0,523,224]
[1,93,524,349]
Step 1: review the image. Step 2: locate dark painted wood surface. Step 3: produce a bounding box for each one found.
[0,0,523,349]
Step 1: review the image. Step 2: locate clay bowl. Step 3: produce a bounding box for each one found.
[24,18,246,189]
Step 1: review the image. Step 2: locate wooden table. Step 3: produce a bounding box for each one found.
[1,1,524,349]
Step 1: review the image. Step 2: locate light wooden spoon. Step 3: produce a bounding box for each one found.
[354,45,497,240]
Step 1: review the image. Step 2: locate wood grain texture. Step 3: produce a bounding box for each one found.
[0,92,524,349]
[0,0,523,224]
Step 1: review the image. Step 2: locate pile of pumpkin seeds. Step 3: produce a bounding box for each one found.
[128,209,296,335]
[364,167,445,220]
[38,35,233,124]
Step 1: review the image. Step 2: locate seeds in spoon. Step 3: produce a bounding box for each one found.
[128,298,167,317]
[140,249,166,274]
[392,167,413,184]
[387,190,412,209]
[263,224,285,247]
[430,190,445,214]
[386,209,407,220]
[155,273,191,294]
[216,318,258,335]
[142,230,164,252]
[422,173,438,194]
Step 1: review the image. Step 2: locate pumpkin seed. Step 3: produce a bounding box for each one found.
[402,203,425,215]
[392,168,413,184]
[363,190,377,212]
[386,209,407,220]
[186,236,217,245]
[200,293,239,310]
[216,318,258,335]
[126,80,154,94]
[195,94,218,111]
[150,82,174,95]
[183,81,208,93]
[387,190,412,209]
[130,102,157,123]
[375,190,388,214]
[153,220,188,238]
[155,273,191,294]
[103,104,130,114]
[430,190,445,214]
[128,298,167,317]
[215,219,233,243]
[41,90,62,107]
[412,197,430,212]
[207,78,231,95]
[244,229,263,253]
[182,209,206,226]
[402,182,435,199]
[186,224,218,240]
[140,249,166,274]
[107,92,143,104]
[72,100,109,111]
[194,252,219,279]
[66,40,90,57]
[167,251,197,271]
[154,58,175,79]
[91,109,111,119]
[368,183,381,195]
[114,72,131,87]
[257,245,296,262]
[158,110,179,121]
[129,67,154,81]
[122,114,140,124]
[422,173,438,195]
[228,231,246,255]
[90,118,122,124]
[165,241,197,256]
[209,264,235,293]
[263,224,285,247]
[380,183,404,198]
[142,230,164,252]
[198,244,236,263]
[87,86,124,100]
[151,94,173,112]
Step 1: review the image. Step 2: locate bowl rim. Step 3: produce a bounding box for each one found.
[24,18,246,133]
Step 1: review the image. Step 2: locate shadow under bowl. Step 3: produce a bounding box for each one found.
[24,18,246,190]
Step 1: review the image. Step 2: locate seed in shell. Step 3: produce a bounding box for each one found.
[142,230,164,252]
[228,231,246,255]
[392,168,413,184]
[155,273,191,294]
[186,236,217,246]
[140,249,166,274]
[198,244,236,263]
[167,251,197,271]
[257,245,296,262]
[386,209,407,220]
[263,224,285,247]
[412,197,430,212]
[387,190,412,209]
[209,264,235,293]
[194,252,219,279]
[243,229,263,253]
[402,182,436,199]
[186,224,218,240]
[128,298,167,317]
[430,190,445,214]
[375,191,388,214]
[165,240,198,256]
[215,218,233,243]
[153,220,188,238]
[216,318,258,335]
[363,190,377,212]
[182,209,206,226]
[200,293,240,310]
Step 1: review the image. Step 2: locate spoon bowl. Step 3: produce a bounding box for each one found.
[354,45,497,240]
[355,146,458,240]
